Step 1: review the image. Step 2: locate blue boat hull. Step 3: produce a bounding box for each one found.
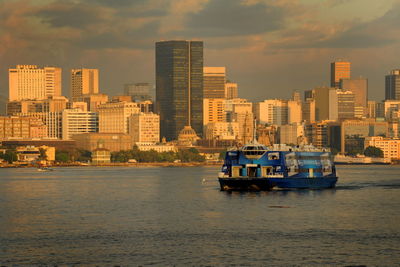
[268,177,338,189]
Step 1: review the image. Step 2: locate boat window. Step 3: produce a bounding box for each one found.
[268,152,279,160]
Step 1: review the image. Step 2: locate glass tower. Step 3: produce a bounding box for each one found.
[155,40,203,141]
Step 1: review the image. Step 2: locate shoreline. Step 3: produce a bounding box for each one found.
[0,162,223,168]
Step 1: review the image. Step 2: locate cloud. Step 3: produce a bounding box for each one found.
[269,2,400,50]
[181,0,285,37]
[35,2,107,28]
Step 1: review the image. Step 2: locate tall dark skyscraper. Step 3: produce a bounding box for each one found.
[385,69,400,100]
[155,40,203,141]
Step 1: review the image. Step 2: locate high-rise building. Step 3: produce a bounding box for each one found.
[203,98,226,126]
[61,109,99,140]
[383,100,400,121]
[124,83,152,102]
[129,112,160,144]
[225,82,238,99]
[385,69,400,100]
[314,87,338,121]
[203,67,226,98]
[340,77,368,117]
[254,99,288,125]
[278,123,305,145]
[8,65,62,101]
[98,102,140,134]
[336,90,355,120]
[303,98,316,123]
[71,68,99,99]
[331,61,351,88]
[155,40,203,140]
[288,100,302,124]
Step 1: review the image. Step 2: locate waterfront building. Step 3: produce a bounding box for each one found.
[129,112,160,144]
[331,60,351,88]
[91,142,111,164]
[385,69,400,100]
[204,122,239,141]
[72,133,132,152]
[155,40,203,141]
[340,77,368,117]
[225,82,238,99]
[364,136,400,160]
[9,65,62,101]
[71,68,99,100]
[124,83,152,102]
[254,99,288,125]
[340,119,388,154]
[203,98,226,126]
[98,102,140,133]
[136,143,178,152]
[0,116,47,140]
[203,67,226,98]
[61,109,98,140]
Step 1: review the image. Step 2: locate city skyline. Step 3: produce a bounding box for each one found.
[0,0,399,102]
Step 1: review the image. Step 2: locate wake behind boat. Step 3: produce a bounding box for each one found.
[218,143,338,191]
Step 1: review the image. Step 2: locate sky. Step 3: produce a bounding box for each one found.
[0,0,399,102]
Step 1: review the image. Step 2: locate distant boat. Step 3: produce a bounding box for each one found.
[37,167,54,172]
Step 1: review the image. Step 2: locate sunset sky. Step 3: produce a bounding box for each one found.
[0,0,399,101]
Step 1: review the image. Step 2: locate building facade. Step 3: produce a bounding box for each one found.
[61,109,99,140]
[9,65,62,101]
[203,67,226,98]
[385,69,400,100]
[71,68,99,99]
[98,102,140,133]
[155,40,203,140]
[331,61,351,88]
[129,112,160,144]
[340,78,368,117]
[365,136,400,160]
[225,82,238,99]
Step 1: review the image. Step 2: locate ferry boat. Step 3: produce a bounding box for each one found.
[218,143,338,191]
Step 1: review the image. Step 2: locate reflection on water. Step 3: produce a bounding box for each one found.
[0,165,400,266]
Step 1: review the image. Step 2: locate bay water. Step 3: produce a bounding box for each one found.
[0,165,399,266]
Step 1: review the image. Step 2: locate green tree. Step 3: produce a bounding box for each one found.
[77,150,91,162]
[38,148,48,161]
[56,151,70,162]
[1,150,17,163]
[364,146,384,158]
